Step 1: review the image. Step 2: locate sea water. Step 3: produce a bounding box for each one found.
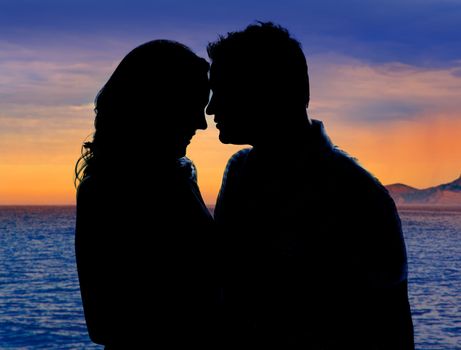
[0,206,460,349]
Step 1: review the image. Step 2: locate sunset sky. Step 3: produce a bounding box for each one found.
[1,0,460,205]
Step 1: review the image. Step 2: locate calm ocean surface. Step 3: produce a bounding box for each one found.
[0,206,460,349]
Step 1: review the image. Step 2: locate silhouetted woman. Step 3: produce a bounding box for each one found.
[74,40,216,349]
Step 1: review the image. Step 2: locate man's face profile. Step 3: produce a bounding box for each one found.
[207,61,260,145]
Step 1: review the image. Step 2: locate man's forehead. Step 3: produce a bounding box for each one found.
[210,61,244,80]
[210,61,228,74]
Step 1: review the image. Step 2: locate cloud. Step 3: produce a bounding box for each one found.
[0,41,118,107]
[0,103,94,165]
[308,56,461,126]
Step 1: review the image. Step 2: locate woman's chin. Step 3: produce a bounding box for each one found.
[175,147,187,159]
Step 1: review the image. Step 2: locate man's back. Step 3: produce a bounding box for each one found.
[215,120,414,349]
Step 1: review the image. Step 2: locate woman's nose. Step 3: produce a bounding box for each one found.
[196,112,208,130]
[206,94,216,116]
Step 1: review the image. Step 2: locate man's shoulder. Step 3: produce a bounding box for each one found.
[225,148,252,172]
[307,119,387,194]
[326,147,390,198]
[218,148,252,192]
[228,148,252,163]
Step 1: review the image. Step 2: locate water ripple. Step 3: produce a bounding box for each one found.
[0,206,460,349]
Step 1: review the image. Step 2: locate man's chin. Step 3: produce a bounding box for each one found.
[218,134,231,144]
[219,132,248,145]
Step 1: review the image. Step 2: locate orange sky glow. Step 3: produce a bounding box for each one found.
[1,60,460,205]
[1,115,460,205]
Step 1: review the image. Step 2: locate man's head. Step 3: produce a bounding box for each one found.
[206,22,310,145]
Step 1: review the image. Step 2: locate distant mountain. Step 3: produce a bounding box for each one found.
[385,174,461,206]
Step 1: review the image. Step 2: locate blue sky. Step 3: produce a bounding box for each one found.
[2,0,461,65]
[2,0,460,111]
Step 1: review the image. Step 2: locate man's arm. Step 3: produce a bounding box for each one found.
[358,173,415,350]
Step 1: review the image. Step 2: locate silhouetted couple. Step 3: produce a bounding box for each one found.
[75,22,414,349]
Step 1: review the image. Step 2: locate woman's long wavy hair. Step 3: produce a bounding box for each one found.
[74,40,209,187]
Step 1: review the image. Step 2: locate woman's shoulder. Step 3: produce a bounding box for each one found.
[176,157,197,182]
[76,175,112,207]
[76,176,106,213]
[76,176,96,199]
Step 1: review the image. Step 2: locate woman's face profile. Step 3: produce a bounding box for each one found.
[168,73,210,158]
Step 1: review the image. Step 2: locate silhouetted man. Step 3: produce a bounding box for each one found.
[207,22,414,349]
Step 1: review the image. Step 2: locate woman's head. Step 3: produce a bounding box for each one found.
[76,40,210,183]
